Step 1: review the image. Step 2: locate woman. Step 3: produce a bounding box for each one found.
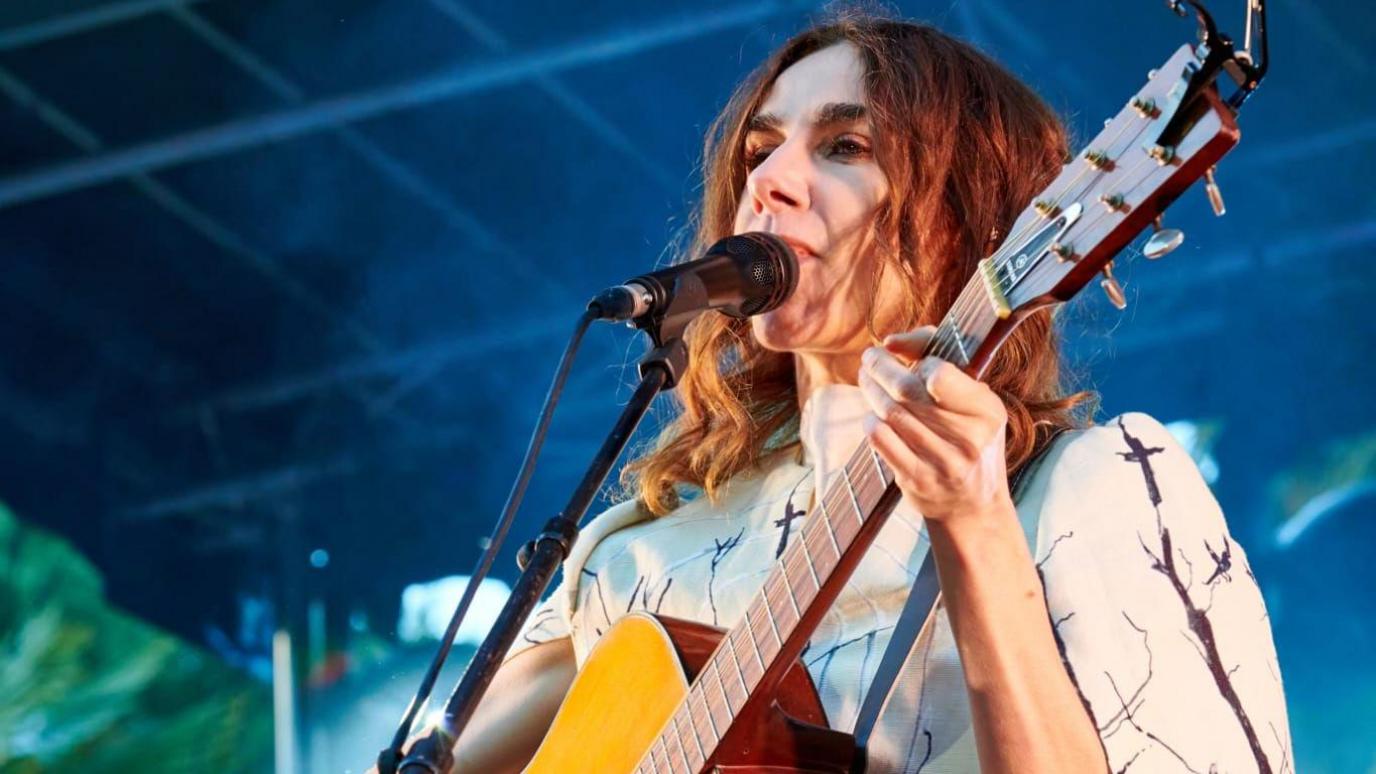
[444,13,1290,773]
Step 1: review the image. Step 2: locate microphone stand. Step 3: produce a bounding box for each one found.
[385,332,689,774]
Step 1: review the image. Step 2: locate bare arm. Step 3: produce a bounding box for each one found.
[376,637,576,774]
[927,506,1106,772]
[860,329,1106,772]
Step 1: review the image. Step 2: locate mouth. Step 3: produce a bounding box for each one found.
[773,235,820,260]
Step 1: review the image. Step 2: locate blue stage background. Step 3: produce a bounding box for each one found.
[0,1,1372,771]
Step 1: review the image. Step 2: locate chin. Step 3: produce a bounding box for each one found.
[749,314,792,353]
[750,304,816,353]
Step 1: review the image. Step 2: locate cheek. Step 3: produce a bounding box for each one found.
[732,194,752,233]
[750,257,870,351]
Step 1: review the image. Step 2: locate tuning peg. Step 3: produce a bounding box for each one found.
[1101,261,1128,310]
[1143,216,1185,259]
[1204,166,1226,216]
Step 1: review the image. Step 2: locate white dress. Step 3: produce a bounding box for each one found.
[507,384,1293,773]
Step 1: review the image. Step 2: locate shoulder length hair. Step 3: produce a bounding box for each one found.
[624,12,1093,516]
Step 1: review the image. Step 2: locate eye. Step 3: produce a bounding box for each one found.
[743,145,774,171]
[826,135,870,160]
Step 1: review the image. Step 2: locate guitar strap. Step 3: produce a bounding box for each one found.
[850,426,1072,756]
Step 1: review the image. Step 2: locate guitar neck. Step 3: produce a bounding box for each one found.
[640,34,1252,772]
[637,274,1000,774]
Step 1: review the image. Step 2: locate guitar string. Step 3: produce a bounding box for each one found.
[646,457,891,770]
[993,81,1186,295]
[983,97,1157,282]
[640,90,1177,772]
[688,460,888,728]
[923,98,1163,367]
[907,82,1174,365]
[1006,112,1193,308]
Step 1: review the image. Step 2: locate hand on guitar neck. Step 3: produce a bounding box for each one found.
[858,325,1015,527]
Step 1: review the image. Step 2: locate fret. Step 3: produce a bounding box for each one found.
[707,659,736,718]
[730,626,762,685]
[799,533,822,589]
[664,741,685,774]
[818,494,848,537]
[868,444,889,488]
[659,743,678,774]
[722,632,751,705]
[664,741,684,774]
[644,746,660,774]
[761,594,784,647]
[783,550,816,611]
[801,520,839,578]
[681,698,710,771]
[818,505,843,559]
[742,609,768,672]
[948,325,971,365]
[841,467,865,524]
[698,687,722,741]
[651,740,670,774]
[779,559,802,618]
[670,709,695,771]
[688,686,719,743]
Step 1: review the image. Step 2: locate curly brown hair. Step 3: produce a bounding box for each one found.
[623,11,1094,516]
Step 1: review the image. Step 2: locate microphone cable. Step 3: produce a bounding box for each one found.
[382,305,600,763]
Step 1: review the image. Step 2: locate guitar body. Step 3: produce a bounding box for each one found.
[519,32,1264,774]
[524,612,858,773]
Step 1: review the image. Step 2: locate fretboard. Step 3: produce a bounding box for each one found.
[634,274,1001,774]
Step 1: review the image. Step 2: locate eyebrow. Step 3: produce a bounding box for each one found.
[745,102,868,135]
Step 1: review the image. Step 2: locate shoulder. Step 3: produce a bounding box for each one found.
[1023,415,1293,770]
[1025,412,1210,517]
[560,450,808,607]
[1043,412,1184,478]
[1020,411,1234,567]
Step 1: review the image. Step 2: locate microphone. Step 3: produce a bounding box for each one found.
[588,232,798,326]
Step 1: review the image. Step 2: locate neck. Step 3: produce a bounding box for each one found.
[792,350,863,414]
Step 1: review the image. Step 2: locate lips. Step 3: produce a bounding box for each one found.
[773,235,820,259]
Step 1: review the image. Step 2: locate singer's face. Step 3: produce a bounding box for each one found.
[734,43,895,360]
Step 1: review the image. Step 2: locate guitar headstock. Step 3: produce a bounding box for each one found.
[990,44,1240,318]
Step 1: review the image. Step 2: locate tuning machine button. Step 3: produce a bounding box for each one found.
[1204,166,1226,216]
[1143,216,1185,259]
[1100,261,1128,310]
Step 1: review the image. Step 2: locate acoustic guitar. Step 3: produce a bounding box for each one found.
[524,6,1265,772]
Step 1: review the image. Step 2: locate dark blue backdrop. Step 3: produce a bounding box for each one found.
[1,1,1372,771]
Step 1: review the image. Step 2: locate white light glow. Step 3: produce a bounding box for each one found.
[397,575,513,645]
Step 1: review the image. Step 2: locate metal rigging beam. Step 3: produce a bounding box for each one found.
[185,317,567,414]
[0,0,206,51]
[0,1,798,209]
[425,0,677,191]
[121,393,614,519]
[0,64,383,351]
[165,4,564,300]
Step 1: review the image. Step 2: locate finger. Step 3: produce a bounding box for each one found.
[881,325,938,364]
[863,412,938,494]
[915,357,1001,419]
[861,346,932,408]
[860,368,961,459]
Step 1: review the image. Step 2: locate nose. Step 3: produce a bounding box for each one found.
[745,145,810,216]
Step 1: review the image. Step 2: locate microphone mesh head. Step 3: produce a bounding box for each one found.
[716,232,798,317]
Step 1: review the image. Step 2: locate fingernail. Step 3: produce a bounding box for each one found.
[862,347,878,366]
